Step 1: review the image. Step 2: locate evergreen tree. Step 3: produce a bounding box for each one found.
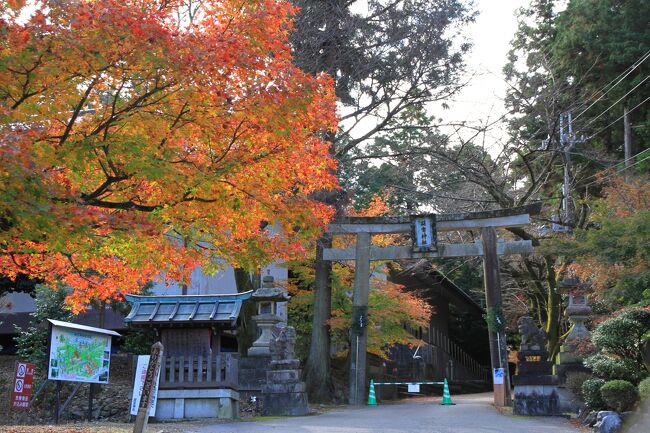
[14,285,73,374]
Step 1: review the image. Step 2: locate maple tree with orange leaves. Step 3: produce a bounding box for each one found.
[0,0,339,312]
[563,176,650,308]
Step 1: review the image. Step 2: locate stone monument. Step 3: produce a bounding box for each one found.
[513,316,560,416]
[262,323,309,416]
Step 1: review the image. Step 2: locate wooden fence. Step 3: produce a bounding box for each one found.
[159,353,238,389]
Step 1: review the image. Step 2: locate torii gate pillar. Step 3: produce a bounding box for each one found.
[482,226,510,406]
[349,232,371,406]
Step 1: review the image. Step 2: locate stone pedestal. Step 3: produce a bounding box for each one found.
[513,316,560,416]
[238,355,272,407]
[513,349,560,416]
[155,389,239,420]
[261,324,309,416]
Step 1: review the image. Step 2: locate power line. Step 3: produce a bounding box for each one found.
[573,49,650,121]
[583,154,650,188]
[580,149,650,188]
[577,74,650,131]
[585,94,650,141]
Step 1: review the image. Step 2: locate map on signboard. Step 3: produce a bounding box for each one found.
[48,323,113,384]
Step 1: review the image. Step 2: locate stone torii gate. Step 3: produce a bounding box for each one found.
[323,203,541,406]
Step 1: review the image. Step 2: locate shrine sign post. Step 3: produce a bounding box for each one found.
[324,203,541,406]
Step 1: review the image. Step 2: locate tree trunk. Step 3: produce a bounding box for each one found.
[544,257,562,360]
[234,268,257,356]
[304,233,335,402]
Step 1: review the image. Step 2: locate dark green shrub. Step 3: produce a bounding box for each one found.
[584,353,648,384]
[592,310,650,359]
[600,380,638,412]
[582,378,606,410]
[639,377,650,401]
[121,327,157,354]
[565,371,592,400]
[582,379,606,410]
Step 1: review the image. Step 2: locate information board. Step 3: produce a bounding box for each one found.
[48,320,120,384]
[130,355,160,416]
[10,362,35,410]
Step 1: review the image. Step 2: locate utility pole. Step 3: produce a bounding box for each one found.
[558,112,585,233]
[624,107,632,183]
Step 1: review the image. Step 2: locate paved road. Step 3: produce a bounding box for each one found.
[185,393,583,433]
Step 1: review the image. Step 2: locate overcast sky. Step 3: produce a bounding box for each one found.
[439,0,530,147]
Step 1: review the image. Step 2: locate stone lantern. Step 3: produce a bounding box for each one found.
[557,278,592,365]
[247,275,289,357]
[554,278,593,413]
[563,294,592,347]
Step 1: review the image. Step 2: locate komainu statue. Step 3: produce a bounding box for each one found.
[517,316,547,351]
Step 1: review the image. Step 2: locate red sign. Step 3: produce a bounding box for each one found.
[10,362,35,410]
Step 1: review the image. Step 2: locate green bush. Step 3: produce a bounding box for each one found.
[14,285,73,373]
[582,378,606,410]
[121,327,157,354]
[584,353,648,384]
[639,377,650,401]
[565,371,593,400]
[592,310,650,359]
[600,380,639,412]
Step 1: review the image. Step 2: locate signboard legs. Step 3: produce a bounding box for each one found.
[88,384,95,421]
[54,381,61,425]
[133,342,164,433]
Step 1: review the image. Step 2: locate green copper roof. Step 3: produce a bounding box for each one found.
[124,292,252,326]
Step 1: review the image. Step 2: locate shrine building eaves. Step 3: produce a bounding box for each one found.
[124,292,253,327]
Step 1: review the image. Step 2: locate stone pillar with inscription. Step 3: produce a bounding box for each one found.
[513,316,560,416]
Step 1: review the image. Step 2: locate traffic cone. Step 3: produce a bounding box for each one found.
[367,379,377,406]
[440,378,455,405]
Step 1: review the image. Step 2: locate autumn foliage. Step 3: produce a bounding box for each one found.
[560,176,650,306]
[0,0,338,311]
